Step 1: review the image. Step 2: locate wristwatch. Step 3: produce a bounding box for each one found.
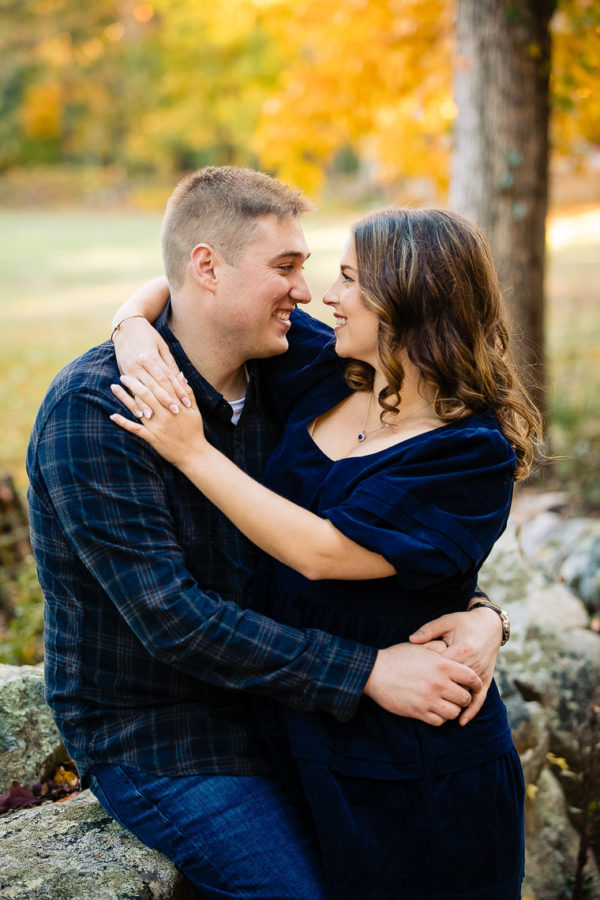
[469,601,511,646]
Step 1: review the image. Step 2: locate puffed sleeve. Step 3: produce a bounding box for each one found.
[322,416,516,589]
[259,309,348,424]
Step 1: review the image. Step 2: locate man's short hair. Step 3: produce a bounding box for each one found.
[161,166,313,289]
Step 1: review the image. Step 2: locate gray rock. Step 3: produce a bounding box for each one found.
[501,693,549,785]
[0,663,63,794]
[522,767,599,900]
[0,790,198,899]
[520,515,600,614]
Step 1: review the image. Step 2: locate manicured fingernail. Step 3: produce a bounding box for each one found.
[182,396,191,408]
[120,374,131,384]
[143,407,153,419]
[178,371,186,381]
[169,404,180,414]
[134,409,144,418]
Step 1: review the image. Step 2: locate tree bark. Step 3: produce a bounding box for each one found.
[450,0,556,420]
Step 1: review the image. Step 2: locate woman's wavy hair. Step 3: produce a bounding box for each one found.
[346,207,542,480]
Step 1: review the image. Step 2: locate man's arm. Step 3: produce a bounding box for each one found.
[32,390,481,726]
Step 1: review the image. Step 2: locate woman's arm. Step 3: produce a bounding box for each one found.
[110,376,395,581]
[110,373,503,721]
[111,275,170,332]
[111,277,191,409]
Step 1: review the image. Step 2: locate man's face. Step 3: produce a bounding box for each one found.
[216,214,311,360]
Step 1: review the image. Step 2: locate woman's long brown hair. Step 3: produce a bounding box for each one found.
[346,207,543,480]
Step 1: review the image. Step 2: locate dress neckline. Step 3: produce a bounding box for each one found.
[305,411,471,463]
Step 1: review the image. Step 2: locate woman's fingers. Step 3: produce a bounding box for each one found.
[124,357,189,413]
[138,353,192,407]
[458,685,488,726]
[109,412,151,440]
[111,381,155,420]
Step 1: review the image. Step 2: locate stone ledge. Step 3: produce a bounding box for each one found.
[0,790,199,900]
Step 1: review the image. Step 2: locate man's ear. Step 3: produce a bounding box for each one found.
[190,243,221,293]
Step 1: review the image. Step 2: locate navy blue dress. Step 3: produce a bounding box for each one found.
[250,374,525,899]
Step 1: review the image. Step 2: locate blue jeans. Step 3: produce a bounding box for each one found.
[88,764,327,899]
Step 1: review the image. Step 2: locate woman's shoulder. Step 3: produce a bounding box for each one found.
[350,409,516,520]
[401,409,515,469]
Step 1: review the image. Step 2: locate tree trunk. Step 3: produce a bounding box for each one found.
[450,0,556,420]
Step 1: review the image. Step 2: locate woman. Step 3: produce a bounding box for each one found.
[110,208,540,898]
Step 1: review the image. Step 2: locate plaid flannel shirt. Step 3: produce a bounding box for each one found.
[26,308,376,780]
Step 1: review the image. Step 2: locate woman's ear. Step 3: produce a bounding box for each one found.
[190,243,221,293]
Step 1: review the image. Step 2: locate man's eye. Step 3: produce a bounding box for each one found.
[278,265,294,272]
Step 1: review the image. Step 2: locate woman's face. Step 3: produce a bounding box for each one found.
[323,237,380,367]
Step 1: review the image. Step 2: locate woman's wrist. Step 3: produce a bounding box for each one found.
[111,314,149,342]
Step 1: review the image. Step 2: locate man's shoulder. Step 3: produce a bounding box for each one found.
[31,341,118,439]
[44,340,116,403]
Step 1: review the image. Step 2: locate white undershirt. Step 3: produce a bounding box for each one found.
[229,396,246,426]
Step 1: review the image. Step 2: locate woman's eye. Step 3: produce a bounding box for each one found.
[342,272,354,283]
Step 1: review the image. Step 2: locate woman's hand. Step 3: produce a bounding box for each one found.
[113,317,192,413]
[409,607,502,725]
[109,374,207,469]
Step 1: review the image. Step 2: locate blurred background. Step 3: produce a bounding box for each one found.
[0,0,599,664]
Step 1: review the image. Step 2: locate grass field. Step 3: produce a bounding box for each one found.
[1,206,599,507]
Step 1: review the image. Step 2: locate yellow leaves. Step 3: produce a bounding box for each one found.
[53,765,79,788]
[546,752,570,772]
[80,38,104,61]
[104,23,125,42]
[526,783,539,801]
[253,0,455,193]
[20,84,62,140]
[551,0,600,149]
[36,33,72,68]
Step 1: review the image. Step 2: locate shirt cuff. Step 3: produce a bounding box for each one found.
[301,635,378,723]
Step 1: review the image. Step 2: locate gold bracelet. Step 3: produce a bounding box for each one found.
[110,314,148,343]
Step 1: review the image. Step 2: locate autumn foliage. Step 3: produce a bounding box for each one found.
[0,763,80,816]
[0,0,598,194]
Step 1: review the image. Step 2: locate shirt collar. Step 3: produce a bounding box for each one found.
[155,302,258,424]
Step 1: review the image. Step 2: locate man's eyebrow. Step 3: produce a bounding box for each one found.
[269,250,311,262]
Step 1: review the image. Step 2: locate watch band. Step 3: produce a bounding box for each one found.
[469,601,510,646]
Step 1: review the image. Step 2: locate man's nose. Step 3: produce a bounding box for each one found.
[290,271,311,305]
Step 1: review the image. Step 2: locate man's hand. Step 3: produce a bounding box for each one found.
[363,643,482,726]
[409,606,502,725]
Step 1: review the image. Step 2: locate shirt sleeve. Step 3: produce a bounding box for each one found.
[259,309,348,424]
[32,390,376,722]
[323,421,516,589]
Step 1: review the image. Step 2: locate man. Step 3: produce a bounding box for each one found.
[27,167,504,899]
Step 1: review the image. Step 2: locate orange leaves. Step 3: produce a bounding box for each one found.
[0,762,80,816]
[20,84,63,140]
[253,0,455,193]
[551,0,600,149]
